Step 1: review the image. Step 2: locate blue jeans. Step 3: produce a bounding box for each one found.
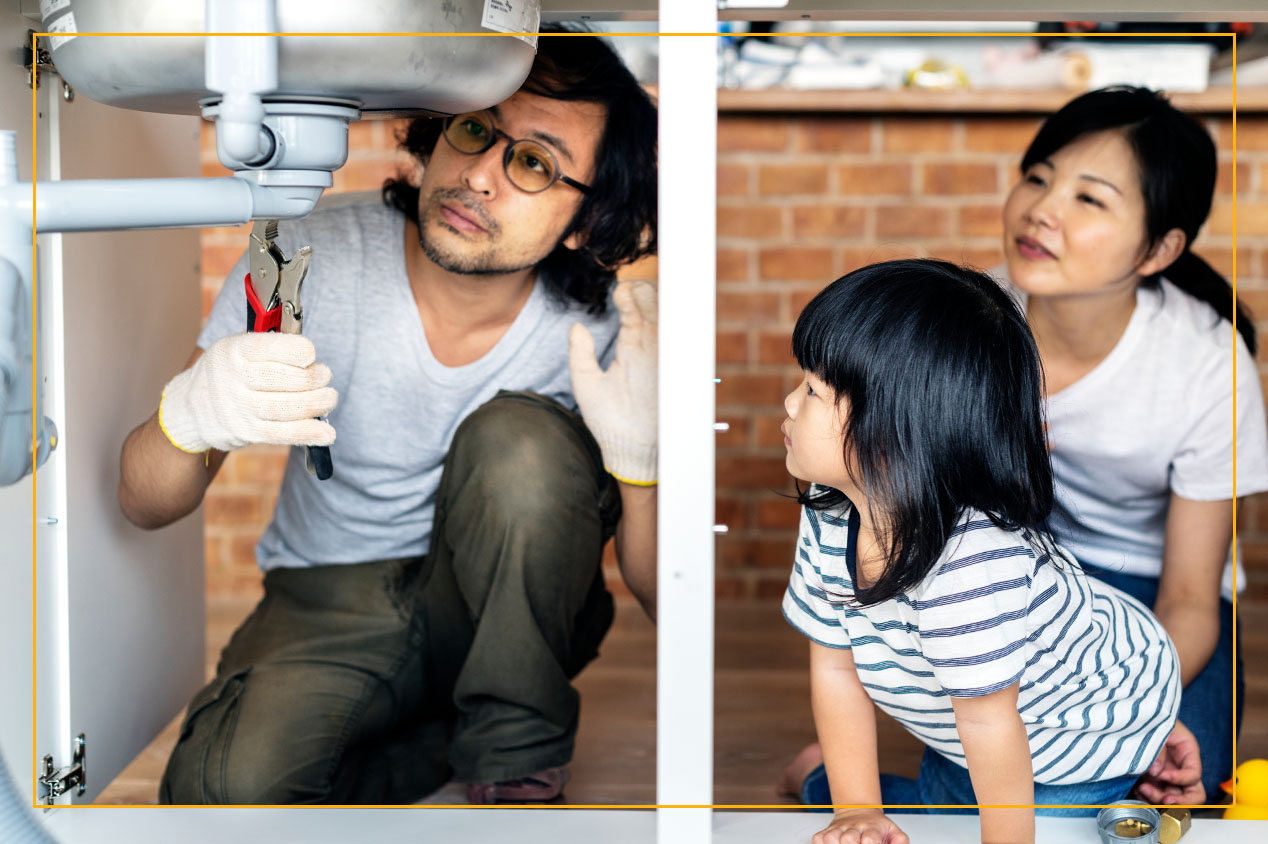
[802,748,1138,818]
[1081,567,1242,802]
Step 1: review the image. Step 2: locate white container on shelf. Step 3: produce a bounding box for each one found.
[1073,43,1214,93]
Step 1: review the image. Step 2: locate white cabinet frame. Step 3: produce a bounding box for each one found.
[656,3,718,842]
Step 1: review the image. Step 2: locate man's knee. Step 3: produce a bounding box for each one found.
[434,394,619,612]
[164,738,319,805]
[448,392,603,513]
[161,666,356,805]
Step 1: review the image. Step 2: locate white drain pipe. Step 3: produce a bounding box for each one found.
[205,0,279,166]
[4,172,329,233]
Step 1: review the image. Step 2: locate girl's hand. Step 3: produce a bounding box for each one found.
[813,809,909,844]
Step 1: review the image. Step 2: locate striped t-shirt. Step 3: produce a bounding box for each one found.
[782,502,1180,785]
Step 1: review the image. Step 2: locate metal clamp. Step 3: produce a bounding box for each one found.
[39,733,86,805]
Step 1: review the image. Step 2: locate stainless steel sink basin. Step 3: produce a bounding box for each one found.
[44,0,538,117]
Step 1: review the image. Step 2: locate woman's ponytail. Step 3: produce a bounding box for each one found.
[1155,250,1257,355]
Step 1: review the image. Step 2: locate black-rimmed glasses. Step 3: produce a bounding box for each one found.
[441,111,592,195]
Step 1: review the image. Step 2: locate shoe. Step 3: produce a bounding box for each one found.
[465,766,570,804]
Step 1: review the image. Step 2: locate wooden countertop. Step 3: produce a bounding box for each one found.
[715,86,1267,114]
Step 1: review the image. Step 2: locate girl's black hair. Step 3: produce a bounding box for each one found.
[793,259,1056,606]
[382,24,658,315]
[1021,85,1255,354]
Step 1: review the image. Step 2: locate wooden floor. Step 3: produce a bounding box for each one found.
[96,596,1268,806]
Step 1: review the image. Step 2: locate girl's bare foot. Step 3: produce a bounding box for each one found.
[776,742,824,798]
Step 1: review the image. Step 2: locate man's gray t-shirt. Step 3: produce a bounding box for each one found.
[199,198,620,570]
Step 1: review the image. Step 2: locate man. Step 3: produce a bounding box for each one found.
[117,31,658,805]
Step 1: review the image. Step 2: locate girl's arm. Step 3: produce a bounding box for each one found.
[952,684,1035,844]
[810,642,909,844]
[811,641,882,806]
[1154,493,1232,686]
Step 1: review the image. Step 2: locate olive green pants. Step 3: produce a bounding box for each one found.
[159,392,621,804]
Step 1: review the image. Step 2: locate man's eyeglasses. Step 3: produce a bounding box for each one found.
[441,111,592,195]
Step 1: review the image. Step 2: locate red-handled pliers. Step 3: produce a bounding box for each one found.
[246,219,333,481]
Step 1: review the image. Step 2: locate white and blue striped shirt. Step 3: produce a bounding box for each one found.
[783,502,1180,785]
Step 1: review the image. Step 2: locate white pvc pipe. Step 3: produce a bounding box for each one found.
[0,173,328,233]
[205,0,279,164]
[14,178,253,232]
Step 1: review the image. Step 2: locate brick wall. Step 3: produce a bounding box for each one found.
[199,107,1268,601]
[715,109,1268,601]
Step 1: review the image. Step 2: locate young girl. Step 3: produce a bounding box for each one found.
[781,259,1180,844]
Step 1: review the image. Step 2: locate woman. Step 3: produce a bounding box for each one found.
[999,86,1266,804]
[782,86,1268,809]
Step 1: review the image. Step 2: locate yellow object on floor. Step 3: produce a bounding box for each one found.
[1222,759,1268,820]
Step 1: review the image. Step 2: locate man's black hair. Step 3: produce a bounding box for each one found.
[382,25,657,315]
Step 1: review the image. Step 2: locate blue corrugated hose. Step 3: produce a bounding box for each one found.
[0,749,57,844]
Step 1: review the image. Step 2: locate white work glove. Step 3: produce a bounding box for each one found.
[158,332,338,454]
[569,279,657,485]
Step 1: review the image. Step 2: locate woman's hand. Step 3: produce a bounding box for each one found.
[813,809,909,844]
[1135,719,1205,805]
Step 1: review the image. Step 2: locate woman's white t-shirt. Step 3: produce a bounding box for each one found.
[992,269,1268,599]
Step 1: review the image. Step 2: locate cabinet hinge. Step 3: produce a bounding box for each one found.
[39,733,85,805]
[22,29,56,89]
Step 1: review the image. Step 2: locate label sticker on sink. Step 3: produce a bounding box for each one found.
[47,11,77,50]
[482,0,540,50]
[39,0,71,20]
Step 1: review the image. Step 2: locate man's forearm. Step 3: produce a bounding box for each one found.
[613,482,657,621]
[118,410,223,530]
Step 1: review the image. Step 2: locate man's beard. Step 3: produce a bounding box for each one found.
[418,188,544,276]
